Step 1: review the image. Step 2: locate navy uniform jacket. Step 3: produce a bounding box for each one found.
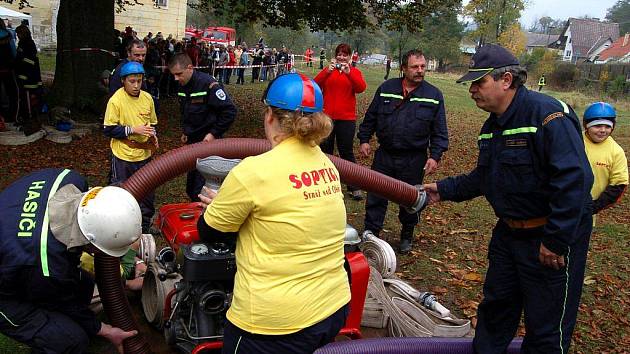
[0,168,101,336]
[178,70,237,142]
[15,38,42,90]
[437,87,593,255]
[108,58,148,94]
[357,78,449,161]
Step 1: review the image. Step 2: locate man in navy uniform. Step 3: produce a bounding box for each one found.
[358,49,448,254]
[168,53,237,201]
[424,44,593,354]
[0,168,141,353]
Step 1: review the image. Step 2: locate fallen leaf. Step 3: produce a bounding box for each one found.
[463,272,483,282]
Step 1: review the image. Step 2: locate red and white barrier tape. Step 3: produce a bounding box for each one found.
[153,63,289,70]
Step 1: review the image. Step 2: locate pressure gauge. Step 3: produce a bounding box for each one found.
[191,243,209,255]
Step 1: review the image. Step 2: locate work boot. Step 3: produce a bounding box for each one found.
[399,225,415,254]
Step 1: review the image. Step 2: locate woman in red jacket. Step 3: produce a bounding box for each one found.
[314,43,367,200]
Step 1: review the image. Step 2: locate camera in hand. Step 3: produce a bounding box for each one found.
[335,63,343,70]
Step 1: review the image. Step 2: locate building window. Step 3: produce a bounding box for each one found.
[154,0,168,7]
[565,50,572,58]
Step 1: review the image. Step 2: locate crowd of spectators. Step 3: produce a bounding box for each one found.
[112,27,320,97]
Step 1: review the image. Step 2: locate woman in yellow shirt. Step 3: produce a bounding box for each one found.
[198,73,350,354]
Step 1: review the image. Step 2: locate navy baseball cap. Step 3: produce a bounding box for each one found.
[456,44,520,84]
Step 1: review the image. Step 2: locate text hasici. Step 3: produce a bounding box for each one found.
[18,180,46,237]
[289,168,342,200]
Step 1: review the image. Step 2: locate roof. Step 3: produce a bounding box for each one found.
[563,18,619,57]
[0,5,32,20]
[526,32,559,48]
[597,34,630,62]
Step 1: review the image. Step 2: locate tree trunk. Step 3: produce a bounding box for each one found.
[49,0,115,115]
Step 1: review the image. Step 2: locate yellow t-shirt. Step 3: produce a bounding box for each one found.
[583,131,629,199]
[104,88,157,162]
[203,136,350,335]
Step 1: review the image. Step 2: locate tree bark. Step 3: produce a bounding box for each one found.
[49,0,115,114]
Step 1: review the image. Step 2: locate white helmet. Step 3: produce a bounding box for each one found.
[77,186,142,257]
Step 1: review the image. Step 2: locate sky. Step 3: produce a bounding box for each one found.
[519,0,619,28]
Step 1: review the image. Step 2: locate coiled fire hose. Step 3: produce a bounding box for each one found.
[359,231,470,338]
[359,230,397,278]
[365,267,471,338]
[95,138,426,353]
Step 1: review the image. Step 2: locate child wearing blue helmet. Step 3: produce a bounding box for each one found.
[583,102,628,213]
[103,60,157,231]
[198,73,350,354]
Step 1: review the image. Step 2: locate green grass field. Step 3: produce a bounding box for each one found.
[1,63,628,353]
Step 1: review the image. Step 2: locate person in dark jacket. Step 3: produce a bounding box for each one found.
[0,168,141,353]
[168,53,237,201]
[0,19,17,123]
[424,44,593,354]
[14,25,42,135]
[109,39,147,95]
[357,49,448,254]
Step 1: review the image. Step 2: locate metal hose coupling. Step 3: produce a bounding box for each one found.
[418,292,451,318]
[404,185,429,214]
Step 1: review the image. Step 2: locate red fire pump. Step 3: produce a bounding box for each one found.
[141,201,369,353]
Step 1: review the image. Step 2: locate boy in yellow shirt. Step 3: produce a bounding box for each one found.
[103,61,158,231]
[582,102,628,214]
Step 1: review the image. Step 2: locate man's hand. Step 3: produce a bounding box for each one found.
[539,243,565,270]
[131,124,155,137]
[359,143,371,157]
[422,183,441,204]
[180,134,188,144]
[203,132,216,143]
[98,323,138,354]
[423,158,439,175]
[198,186,217,208]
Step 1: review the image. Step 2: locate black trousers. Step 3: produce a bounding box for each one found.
[222,304,349,354]
[474,217,591,354]
[0,271,94,354]
[0,70,18,122]
[185,135,208,202]
[364,148,426,233]
[320,119,358,192]
[110,154,155,232]
[251,66,260,82]
[236,68,245,84]
[224,68,232,84]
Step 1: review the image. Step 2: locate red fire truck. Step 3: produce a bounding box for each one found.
[184,26,236,47]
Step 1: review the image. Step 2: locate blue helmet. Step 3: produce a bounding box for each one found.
[120,61,145,77]
[584,102,616,128]
[263,73,323,113]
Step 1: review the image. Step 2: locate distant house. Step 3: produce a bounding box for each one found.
[1,0,187,49]
[459,41,476,66]
[115,0,187,40]
[525,32,559,54]
[594,33,630,63]
[1,0,60,49]
[553,18,619,63]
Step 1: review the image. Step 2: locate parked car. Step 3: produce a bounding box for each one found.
[360,54,387,65]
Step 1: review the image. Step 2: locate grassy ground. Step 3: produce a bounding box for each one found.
[0,63,628,353]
